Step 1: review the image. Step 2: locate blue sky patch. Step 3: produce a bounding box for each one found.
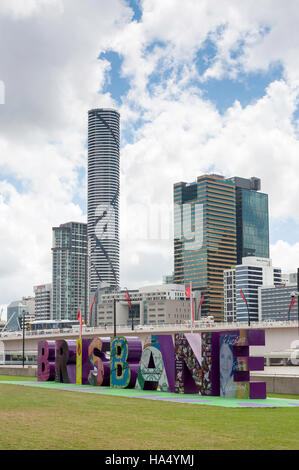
[99,51,130,104]
[270,217,299,246]
[0,173,27,196]
[195,39,218,75]
[126,0,142,22]
[201,64,284,114]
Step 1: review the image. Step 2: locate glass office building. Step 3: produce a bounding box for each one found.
[52,222,88,321]
[174,174,237,321]
[229,177,269,263]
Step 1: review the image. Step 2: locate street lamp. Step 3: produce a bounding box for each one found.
[290,290,299,335]
[124,288,134,331]
[22,309,26,368]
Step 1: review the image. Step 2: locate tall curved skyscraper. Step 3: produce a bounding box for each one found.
[88,108,120,294]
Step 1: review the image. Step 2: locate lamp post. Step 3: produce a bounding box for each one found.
[113,298,117,337]
[124,288,133,331]
[22,310,26,368]
[291,285,299,336]
[287,293,297,321]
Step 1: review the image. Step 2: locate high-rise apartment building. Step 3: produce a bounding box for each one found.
[87,108,120,296]
[229,177,269,263]
[52,222,87,321]
[174,174,237,321]
[34,284,52,321]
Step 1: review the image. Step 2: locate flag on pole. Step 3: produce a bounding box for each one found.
[90,296,96,317]
[290,296,296,311]
[240,289,251,325]
[288,295,296,320]
[185,284,191,298]
[125,289,132,310]
[185,284,194,330]
[240,289,248,305]
[198,295,204,315]
[77,309,82,339]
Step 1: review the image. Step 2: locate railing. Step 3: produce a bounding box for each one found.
[0,350,37,366]
[0,319,298,339]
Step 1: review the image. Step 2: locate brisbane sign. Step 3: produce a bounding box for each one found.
[38,329,266,399]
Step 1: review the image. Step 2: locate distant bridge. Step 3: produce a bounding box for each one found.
[1,321,298,359]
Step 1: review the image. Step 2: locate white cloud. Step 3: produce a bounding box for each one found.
[271,240,299,274]
[0,0,64,20]
[0,0,133,303]
[2,0,299,303]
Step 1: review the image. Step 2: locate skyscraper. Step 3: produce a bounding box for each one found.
[52,222,87,321]
[174,174,237,321]
[229,176,269,264]
[87,108,120,295]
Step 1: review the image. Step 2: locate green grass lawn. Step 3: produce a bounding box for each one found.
[0,375,298,450]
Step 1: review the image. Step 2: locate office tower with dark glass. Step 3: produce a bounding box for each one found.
[229,177,269,264]
[52,222,88,321]
[174,174,237,321]
[88,108,120,295]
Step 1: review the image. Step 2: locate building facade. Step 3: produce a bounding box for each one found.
[229,177,269,264]
[87,108,120,296]
[34,284,52,321]
[52,222,87,321]
[235,257,282,323]
[163,273,174,284]
[97,284,195,327]
[174,174,237,321]
[258,282,298,322]
[223,268,236,323]
[6,301,29,331]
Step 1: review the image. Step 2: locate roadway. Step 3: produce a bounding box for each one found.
[1,320,299,357]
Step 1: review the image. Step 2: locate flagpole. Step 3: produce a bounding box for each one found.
[240,290,250,327]
[198,295,204,321]
[125,288,134,331]
[190,282,193,333]
[288,295,296,321]
[78,309,82,340]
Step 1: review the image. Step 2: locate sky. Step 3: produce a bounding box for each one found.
[1,0,299,319]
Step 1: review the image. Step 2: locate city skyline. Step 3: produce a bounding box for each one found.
[1,1,299,318]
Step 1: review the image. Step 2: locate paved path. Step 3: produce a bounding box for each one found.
[1,380,299,408]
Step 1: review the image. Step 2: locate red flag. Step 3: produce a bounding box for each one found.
[197,295,204,316]
[125,290,132,310]
[90,296,96,317]
[185,284,191,298]
[77,309,82,338]
[290,296,296,311]
[240,289,248,305]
